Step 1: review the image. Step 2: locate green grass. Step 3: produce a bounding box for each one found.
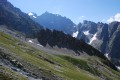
[0,31,120,80]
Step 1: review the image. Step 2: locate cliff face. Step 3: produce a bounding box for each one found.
[0,0,43,36]
[0,0,7,7]
[76,21,120,65]
[0,0,7,2]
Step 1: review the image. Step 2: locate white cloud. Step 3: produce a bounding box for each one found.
[115,13,120,21]
[107,13,120,23]
[107,17,114,23]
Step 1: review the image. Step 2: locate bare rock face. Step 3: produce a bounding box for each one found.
[0,0,8,7]
[0,0,7,3]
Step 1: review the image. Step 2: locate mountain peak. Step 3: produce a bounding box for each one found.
[28,12,37,18]
[44,11,49,14]
[31,11,76,35]
[42,11,61,17]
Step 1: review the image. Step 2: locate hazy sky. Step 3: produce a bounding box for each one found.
[8,0,120,24]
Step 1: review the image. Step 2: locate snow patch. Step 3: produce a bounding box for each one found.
[89,33,97,44]
[33,16,37,18]
[105,53,109,58]
[28,40,34,43]
[116,66,120,70]
[28,40,43,47]
[28,12,34,16]
[37,44,43,47]
[83,31,89,35]
[73,31,79,38]
[28,12,37,18]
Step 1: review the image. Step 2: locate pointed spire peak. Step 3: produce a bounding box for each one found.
[45,11,49,13]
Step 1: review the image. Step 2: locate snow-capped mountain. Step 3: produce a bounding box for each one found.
[75,20,120,66]
[1,1,120,80]
[76,21,109,54]
[28,12,120,66]
[28,12,76,35]
[28,12,37,18]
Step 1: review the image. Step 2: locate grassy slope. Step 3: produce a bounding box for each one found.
[0,64,27,80]
[0,31,120,80]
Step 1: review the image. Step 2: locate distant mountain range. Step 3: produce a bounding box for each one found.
[0,0,120,80]
[75,21,120,66]
[28,12,76,35]
[29,12,120,66]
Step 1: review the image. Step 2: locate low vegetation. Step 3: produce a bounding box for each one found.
[0,31,120,80]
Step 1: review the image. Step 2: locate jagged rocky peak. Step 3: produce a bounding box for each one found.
[83,20,92,24]
[30,11,76,35]
[42,11,61,17]
[77,20,97,33]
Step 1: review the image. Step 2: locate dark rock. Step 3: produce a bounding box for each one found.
[0,0,43,36]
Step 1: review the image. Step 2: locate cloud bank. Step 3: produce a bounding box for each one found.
[107,13,120,23]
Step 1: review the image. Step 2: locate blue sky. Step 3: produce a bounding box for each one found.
[8,0,120,24]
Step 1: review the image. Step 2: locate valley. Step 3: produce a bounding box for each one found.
[0,26,120,80]
[0,0,120,80]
